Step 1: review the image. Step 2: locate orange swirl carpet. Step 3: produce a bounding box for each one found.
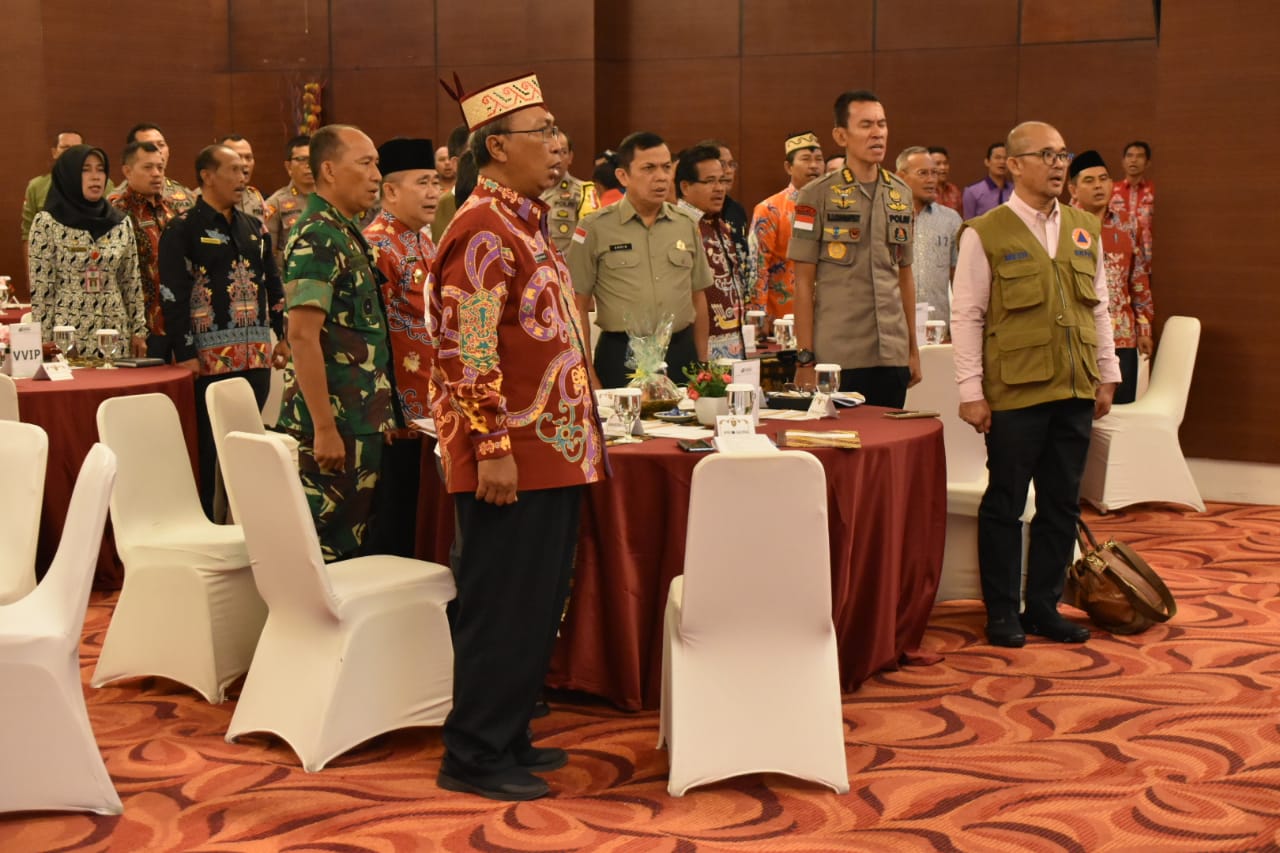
[3,502,1279,851]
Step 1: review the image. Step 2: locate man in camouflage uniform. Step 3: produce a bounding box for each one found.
[264,135,314,273]
[277,124,394,562]
[541,129,597,256]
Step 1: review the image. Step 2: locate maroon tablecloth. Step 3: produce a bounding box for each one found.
[15,365,197,589]
[0,306,29,325]
[415,405,946,711]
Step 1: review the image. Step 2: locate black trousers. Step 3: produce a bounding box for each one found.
[594,325,696,389]
[838,365,910,408]
[442,485,582,776]
[194,369,271,520]
[363,434,421,558]
[978,398,1094,618]
[1115,347,1139,405]
[147,334,175,362]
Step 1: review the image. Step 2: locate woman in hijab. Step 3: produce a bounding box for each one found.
[28,144,147,356]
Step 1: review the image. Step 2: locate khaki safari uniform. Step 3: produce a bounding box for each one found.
[787,166,914,369]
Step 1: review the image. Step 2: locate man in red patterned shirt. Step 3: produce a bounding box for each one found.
[429,73,606,801]
[1071,149,1153,404]
[109,140,178,360]
[1109,140,1154,275]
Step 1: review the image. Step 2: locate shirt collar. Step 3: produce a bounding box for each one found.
[675,198,705,222]
[305,191,364,230]
[1008,191,1059,223]
[618,193,672,225]
[474,177,546,230]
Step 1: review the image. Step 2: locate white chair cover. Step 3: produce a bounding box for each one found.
[1081,315,1204,512]
[0,421,46,605]
[906,344,1034,602]
[205,376,298,523]
[0,373,18,421]
[659,451,848,796]
[260,330,285,427]
[93,393,266,702]
[221,432,456,772]
[0,444,122,815]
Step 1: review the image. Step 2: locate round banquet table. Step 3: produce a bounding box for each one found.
[415,404,947,711]
[0,305,29,325]
[14,365,197,589]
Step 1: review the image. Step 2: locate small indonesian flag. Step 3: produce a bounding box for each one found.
[794,205,816,232]
[572,226,588,244]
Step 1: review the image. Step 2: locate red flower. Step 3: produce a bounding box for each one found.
[687,389,700,400]
[697,371,711,382]
[721,373,731,383]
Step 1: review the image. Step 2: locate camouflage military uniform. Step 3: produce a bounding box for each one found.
[277,192,395,561]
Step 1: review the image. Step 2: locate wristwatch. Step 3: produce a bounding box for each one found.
[795,348,816,366]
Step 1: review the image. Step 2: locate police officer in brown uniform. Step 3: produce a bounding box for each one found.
[788,89,921,407]
[541,130,597,256]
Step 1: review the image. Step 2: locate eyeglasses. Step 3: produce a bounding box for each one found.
[502,124,560,144]
[1010,149,1074,166]
[692,177,733,187]
[720,159,738,171]
[289,156,310,164]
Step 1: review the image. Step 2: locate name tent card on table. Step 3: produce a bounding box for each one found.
[742,323,757,352]
[6,322,42,379]
[806,391,839,419]
[32,360,74,381]
[715,414,754,436]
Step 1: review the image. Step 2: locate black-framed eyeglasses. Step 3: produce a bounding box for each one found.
[691,177,733,187]
[1010,149,1074,166]
[720,159,739,171]
[501,124,560,144]
[289,156,310,164]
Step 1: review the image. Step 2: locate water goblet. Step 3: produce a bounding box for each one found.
[774,319,796,350]
[726,382,756,418]
[925,320,947,346]
[613,388,642,443]
[815,363,842,395]
[53,325,76,362]
[96,328,121,369]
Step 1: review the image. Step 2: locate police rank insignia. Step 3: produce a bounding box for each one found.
[830,186,857,209]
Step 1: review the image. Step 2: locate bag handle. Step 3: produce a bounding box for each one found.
[1077,519,1177,623]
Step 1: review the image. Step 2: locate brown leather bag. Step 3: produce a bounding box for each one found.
[1063,520,1177,635]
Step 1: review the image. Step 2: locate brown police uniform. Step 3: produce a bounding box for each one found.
[540,174,597,255]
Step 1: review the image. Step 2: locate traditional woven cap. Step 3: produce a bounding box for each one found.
[785,131,821,157]
[1068,149,1107,180]
[440,72,544,131]
[376,138,435,175]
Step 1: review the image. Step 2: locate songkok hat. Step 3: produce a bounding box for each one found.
[785,131,821,157]
[440,72,544,131]
[1068,149,1107,180]
[376,138,435,175]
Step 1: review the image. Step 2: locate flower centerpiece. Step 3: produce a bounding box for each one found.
[683,361,733,424]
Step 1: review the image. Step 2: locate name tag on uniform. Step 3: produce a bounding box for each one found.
[609,242,632,252]
[1004,251,1030,262]
[534,252,548,263]
[827,212,860,223]
[202,229,229,244]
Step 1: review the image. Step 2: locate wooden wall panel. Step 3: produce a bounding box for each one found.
[742,0,873,56]
[0,0,48,296]
[1155,0,1280,462]
[739,53,874,209]
[438,0,593,67]
[229,71,322,196]
[1021,0,1156,44]
[1016,41,1155,174]
[329,67,440,157]
[229,0,329,71]
[872,47,1020,189]
[599,0,739,60]
[331,0,435,69]
[876,0,1018,51]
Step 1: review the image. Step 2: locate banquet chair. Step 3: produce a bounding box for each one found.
[0,373,18,420]
[93,393,266,703]
[0,444,122,815]
[659,451,848,797]
[261,330,285,428]
[220,432,455,772]
[205,377,298,523]
[905,345,1033,602]
[1081,315,1204,512]
[0,421,47,605]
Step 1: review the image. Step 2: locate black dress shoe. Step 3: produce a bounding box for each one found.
[515,744,568,772]
[530,700,551,719]
[437,765,549,801]
[985,615,1026,648]
[1021,611,1090,643]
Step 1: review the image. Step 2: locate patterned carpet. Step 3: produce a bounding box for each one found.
[3,502,1280,852]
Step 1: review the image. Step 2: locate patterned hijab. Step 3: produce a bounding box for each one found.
[44,144,125,240]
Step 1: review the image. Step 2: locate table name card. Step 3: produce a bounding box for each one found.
[715,414,754,436]
[806,391,839,419]
[6,322,42,379]
[742,323,757,352]
[33,360,74,381]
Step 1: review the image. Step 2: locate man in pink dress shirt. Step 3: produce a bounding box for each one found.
[951,121,1121,649]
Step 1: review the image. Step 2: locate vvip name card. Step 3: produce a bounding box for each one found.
[6,322,42,379]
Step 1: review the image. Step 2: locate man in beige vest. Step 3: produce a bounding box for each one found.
[952,121,1121,648]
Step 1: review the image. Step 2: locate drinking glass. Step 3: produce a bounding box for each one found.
[96,328,121,369]
[774,319,795,350]
[745,310,767,341]
[925,320,947,345]
[613,388,642,443]
[726,382,756,418]
[53,325,76,361]
[815,363,842,394]
[0,278,10,307]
